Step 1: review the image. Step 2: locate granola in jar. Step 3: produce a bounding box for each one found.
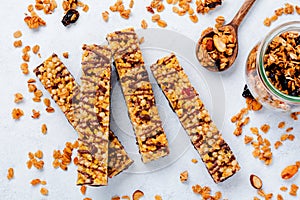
[245,21,300,112]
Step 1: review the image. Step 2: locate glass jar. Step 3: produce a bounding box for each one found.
[245,21,300,112]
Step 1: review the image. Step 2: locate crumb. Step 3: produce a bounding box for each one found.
[46,106,55,113]
[274,141,282,149]
[13,30,22,38]
[154,195,162,200]
[180,170,188,182]
[141,19,148,29]
[289,184,299,196]
[30,179,41,185]
[280,186,288,191]
[286,127,293,132]
[244,135,253,144]
[102,11,109,22]
[278,121,286,129]
[260,124,270,133]
[40,187,48,196]
[7,168,14,180]
[20,63,29,74]
[27,78,36,83]
[14,40,23,48]
[14,93,24,103]
[82,4,89,12]
[35,150,43,159]
[80,185,87,195]
[63,52,69,58]
[31,109,40,119]
[12,108,24,120]
[41,124,47,134]
[32,45,40,54]
[191,158,198,163]
[43,98,51,107]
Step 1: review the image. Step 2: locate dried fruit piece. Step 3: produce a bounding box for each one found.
[62,9,79,26]
[132,190,144,200]
[281,165,298,179]
[250,174,263,189]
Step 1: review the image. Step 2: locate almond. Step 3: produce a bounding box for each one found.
[250,174,262,189]
[281,165,298,179]
[132,190,144,200]
[213,35,226,53]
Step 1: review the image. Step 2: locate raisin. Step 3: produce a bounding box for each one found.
[296,35,300,46]
[242,84,254,99]
[62,9,80,26]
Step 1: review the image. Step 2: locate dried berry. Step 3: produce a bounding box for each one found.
[62,9,79,26]
[242,84,254,99]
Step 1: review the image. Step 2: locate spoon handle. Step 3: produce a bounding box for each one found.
[230,0,256,28]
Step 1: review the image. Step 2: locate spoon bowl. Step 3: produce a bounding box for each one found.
[196,0,256,72]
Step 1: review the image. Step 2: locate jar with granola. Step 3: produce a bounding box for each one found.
[246,21,300,112]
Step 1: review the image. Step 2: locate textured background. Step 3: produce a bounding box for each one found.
[0,0,300,199]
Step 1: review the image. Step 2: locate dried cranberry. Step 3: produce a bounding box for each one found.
[62,9,80,26]
[242,84,254,99]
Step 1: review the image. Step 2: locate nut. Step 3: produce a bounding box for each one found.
[281,165,298,179]
[213,35,226,53]
[132,190,144,200]
[250,174,263,189]
[180,170,188,182]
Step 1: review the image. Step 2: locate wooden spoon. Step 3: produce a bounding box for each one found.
[196,0,256,72]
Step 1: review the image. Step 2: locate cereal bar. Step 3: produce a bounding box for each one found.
[150,54,240,183]
[76,45,112,186]
[107,28,169,163]
[34,54,133,184]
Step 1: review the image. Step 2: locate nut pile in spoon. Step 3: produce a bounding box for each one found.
[197,27,237,71]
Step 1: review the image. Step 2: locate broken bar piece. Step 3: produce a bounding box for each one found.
[150,54,240,183]
[34,53,133,184]
[107,28,169,163]
[76,44,112,186]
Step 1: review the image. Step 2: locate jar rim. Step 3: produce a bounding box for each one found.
[257,21,300,103]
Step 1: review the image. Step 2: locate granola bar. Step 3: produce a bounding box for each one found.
[150,54,240,183]
[34,54,133,183]
[107,27,169,163]
[76,45,112,186]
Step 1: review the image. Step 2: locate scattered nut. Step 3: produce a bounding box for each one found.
[281,165,298,180]
[14,93,24,103]
[250,174,263,189]
[180,170,188,182]
[132,190,144,200]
